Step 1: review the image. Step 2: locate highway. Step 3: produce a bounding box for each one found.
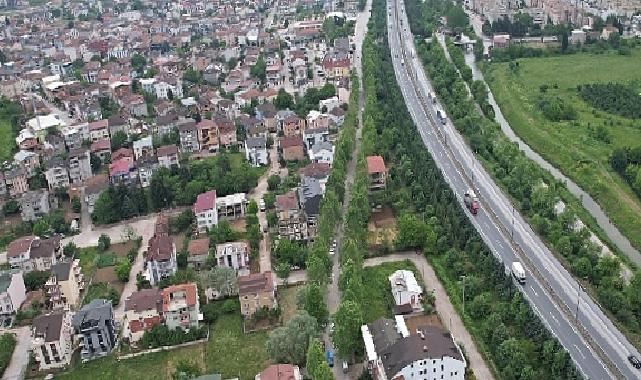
[386,0,641,378]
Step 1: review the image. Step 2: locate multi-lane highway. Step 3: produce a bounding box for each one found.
[386,0,640,378]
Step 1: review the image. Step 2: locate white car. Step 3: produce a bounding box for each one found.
[329,247,335,255]
[259,199,266,212]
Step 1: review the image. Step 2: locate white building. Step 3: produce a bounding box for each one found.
[146,235,177,286]
[309,141,334,166]
[194,190,219,232]
[245,137,268,167]
[31,311,74,370]
[217,192,248,220]
[133,136,154,160]
[362,316,466,380]
[215,241,250,272]
[388,270,423,312]
[0,270,26,318]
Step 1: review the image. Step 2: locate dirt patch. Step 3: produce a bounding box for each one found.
[369,205,395,227]
[93,267,119,284]
[278,285,303,324]
[404,313,443,331]
[172,233,187,251]
[230,218,247,233]
[368,206,397,250]
[111,241,137,258]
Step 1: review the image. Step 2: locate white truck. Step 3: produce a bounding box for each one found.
[436,109,447,125]
[511,262,526,284]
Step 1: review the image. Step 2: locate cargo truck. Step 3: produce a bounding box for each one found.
[464,189,478,215]
[512,262,526,284]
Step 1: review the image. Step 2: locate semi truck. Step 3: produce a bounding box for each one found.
[512,261,526,284]
[464,189,478,215]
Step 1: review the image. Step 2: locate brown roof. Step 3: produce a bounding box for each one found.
[33,311,65,343]
[275,191,298,211]
[6,236,35,258]
[280,136,303,149]
[161,283,198,311]
[238,271,274,296]
[147,235,174,262]
[299,162,330,179]
[258,364,298,380]
[366,155,386,174]
[187,238,210,257]
[29,236,60,259]
[88,119,108,131]
[124,288,162,313]
[156,144,178,156]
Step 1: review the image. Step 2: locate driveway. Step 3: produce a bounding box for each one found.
[1,326,30,380]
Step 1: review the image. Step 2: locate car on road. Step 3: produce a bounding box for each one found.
[326,350,334,367]
[259,199,266,212]
[329,247,335,255]
[629,355,641,369]
[342,361,349,373]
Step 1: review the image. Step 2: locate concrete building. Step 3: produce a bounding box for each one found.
[31,311,74,370]
[72,299,117,362]
[0,270,26,318]
[161,283,201,330]
[187,238,210,270]
[44,157,70,191]
[215,241,250,272]
[146,235,177,286]
[20,189,52,221]
[123,288,163,343]
[46,260,85,311]
[238,271,276,317]
[388,270,423,313]
[6,236,61,272]
[362,317,466,380]
[245,137,268,167]
[194,190,219,232]
[217,192,248,220]
[133,136,154,160]
[156,144,180,170]
[68,148,93,184]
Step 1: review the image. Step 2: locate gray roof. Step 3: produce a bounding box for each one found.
[311,141,333,154]
[72,299,114,328]
[33,311,65,343]
[298,177,322,217]
[50,261,72,282]
[246,136,266,149]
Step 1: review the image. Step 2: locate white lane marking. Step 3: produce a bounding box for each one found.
[550,311,559,325]
[574,345,587,360]
[531,286,538,297]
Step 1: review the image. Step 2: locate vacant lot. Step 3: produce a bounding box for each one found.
[278,284,303,324]
[484,48,641,251]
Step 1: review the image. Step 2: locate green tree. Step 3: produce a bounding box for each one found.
[274,88,294,110]
[131,54,147,74]
[250,55,267,83]
[304,284,329,326]
[266,311,318,365]
[332,300,363,360]
[307,337,335,380]
[110,130,129,151]
[267,174,281,191]
[71,197,82,213]
[63,242,79,258]
[247,199,259,215]
[172,359,202,380]
[98,233,111,251]
[32,219,50,237]
[115,260,132,282]
[23,270,50,291]
[201,266,238,296]
[395,214,431,250]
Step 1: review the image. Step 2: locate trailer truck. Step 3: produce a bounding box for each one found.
[512,262,526,284]
[464,189,478,215]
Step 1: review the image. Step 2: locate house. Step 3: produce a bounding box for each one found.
[298,176,323,239]
[4,167,29,197]
[255,103,277,132]
[282,115,304,137]
[90,138,112,162]
[309,141,334,166]
[31,311,74,370]
[187,238,210,269]
[217,117,238,148]
[7,236,61,272]
[146,234,178,286]
[366,155,387,192]
[27,114,66,142]
[299,162,330,194]
[44,157,70,191]
[217,193,248,220]
[72,299,117,362]
[20,189,52,221]
[322,51,350,79]
[14,150,40,176]
[89,119,110,142]
[157,144,180,169]
[362,317,465,380]
[302,127,329,151]
[215,241,250,272]
[245,137,268,167]
[306,110,330,130]
[123,288,163,343]
[68,148,93,184]
[197,119,219,153]
[45,260,85,311]
[280,136,305,162]
[255,364,302,380]
[108,116,129,137]
[133,136,154,160]
[109,158,137,185]
[0,270,26,318]
[156,113,179,136]
[319,96,340,113]
[137,156,158,188]
[61,123,90,150]
[84,174,109,214]
[238,272,276,317]
[329,107,345,127]
[194,190,219,232]
[161,283,201,330]
[179,120,200,153]
[389,270,423,313]
[276,192,308,241]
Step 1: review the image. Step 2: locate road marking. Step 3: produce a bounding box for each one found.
[550,312,559,325]
[531,286,538,297]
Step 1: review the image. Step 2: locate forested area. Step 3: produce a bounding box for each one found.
[412,0,641,350]
[328,0,582,377]
[610,145,641,199]
[579,83,641,119]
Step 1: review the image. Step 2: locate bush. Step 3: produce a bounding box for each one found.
[139,324,207,348]
[115,260,132,282]
[98,234,111,251]
[0,333,17,375]
[222,299,239,314]
[63,242,79,258]
[23,270,49,291]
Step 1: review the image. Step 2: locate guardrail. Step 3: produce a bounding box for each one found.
[388,3,623,379]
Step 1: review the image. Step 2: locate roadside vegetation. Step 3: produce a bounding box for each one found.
[0,333,17,378]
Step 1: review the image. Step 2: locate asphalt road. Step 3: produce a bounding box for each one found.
[387,0,640,379]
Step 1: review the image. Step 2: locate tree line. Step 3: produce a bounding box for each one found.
[579,82,641,119]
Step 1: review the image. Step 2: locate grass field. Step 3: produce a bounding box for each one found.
[277,285,303,324]
[54,314,269,380]
[484,48,641,251]
[0,120,13,163]
[362,261,423,323]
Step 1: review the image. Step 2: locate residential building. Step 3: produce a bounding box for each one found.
[84,174,108,214]
[218,117,238,148]
[109,158,137,185]
[0,270,26,318]
[245,137,268,167]
[194,190,219,232]
[14,150,40,177]
[137,156,158,188]
[72,299,117,362]
[215,241,250,272]
[123,288,163,343]
[157,113,179,136]
[20,189,52,221]
[366,155,387,192]
[362,317,465,380]
[299,163,330,194]
[45,260,85,311]
[255,364,302,380]
[276,191,308,241]
[157,144,180,169]
[238,272,276,317]
[282,115,304,137]
[146,235,177,286]
[302,127,329,151]
[44,157,70,191]
[61,123,89,150]
[161,283,201,330]
[389,270,423,313]
[68,148,93,183]
[89,119,109,142]
[133,136,154,160]
[179,120,200,153]
[4,167,29,197]
[187,238,210,270]
[90,138,111,162]
[309,141,334,166]
[298,176,323,239]
[31,311,74,370]
[280,136,305,162]
[217,192,248,220]
[108,116,129,137]
[197,119,219,153]
[6,236,61,272]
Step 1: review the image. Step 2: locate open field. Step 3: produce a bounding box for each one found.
[484,48,641,251]
[277,284,303,324]
[52,314,269,380]
[0,119,13,163]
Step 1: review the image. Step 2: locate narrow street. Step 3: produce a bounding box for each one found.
[1,327,30,380]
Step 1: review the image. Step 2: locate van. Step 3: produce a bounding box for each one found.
[342,361,348,373]
[511,261,526,284]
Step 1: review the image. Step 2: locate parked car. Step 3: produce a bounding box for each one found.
[342,361,349,373]
[629,355,641,369]
[326,350,334,368]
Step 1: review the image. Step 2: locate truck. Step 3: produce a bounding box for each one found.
[512,261,526,284]
[464,189,479,215]
[427,91,436,104]
[436,108,447,124]
[326,350,334,367]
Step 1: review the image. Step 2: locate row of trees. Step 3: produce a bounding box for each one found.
[416,2,641,353]
[579,82,641,119]
[358,1,582,378]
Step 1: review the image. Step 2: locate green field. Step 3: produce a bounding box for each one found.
[0,119,13,163]
[55,314,269,380]
[484,49,641,251]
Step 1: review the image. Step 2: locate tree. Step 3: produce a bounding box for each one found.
[110,130,129,151]
[250,55,267,83]
[202,266,238,297]
[332,300,363,360]
[275,262,291,280]
[98,233,111,251]
[115,260,132,282]
[266,311,318,365]
[172,360,202,380]
[304,284,329,326]
[247,199,259,215]
[32,219,50,238]
[24,270,49,291]
[177,251,188,269]
[2,200,20,215]
[71,197,81,213]
[395,214,431,251]
[274,88,294,110]
[307,337,334,380]
[267,175,281,191]
[63,242,79,258]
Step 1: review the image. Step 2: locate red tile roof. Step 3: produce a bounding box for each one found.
[258,364,298,380]
[193,190,216,213]
[7,236,35,258]
[366,155,386,174]
[161,283,198,312]
[156,144,178,157]
[280,136,303,149]
[91,138,111,152]
[109,158,132,176]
